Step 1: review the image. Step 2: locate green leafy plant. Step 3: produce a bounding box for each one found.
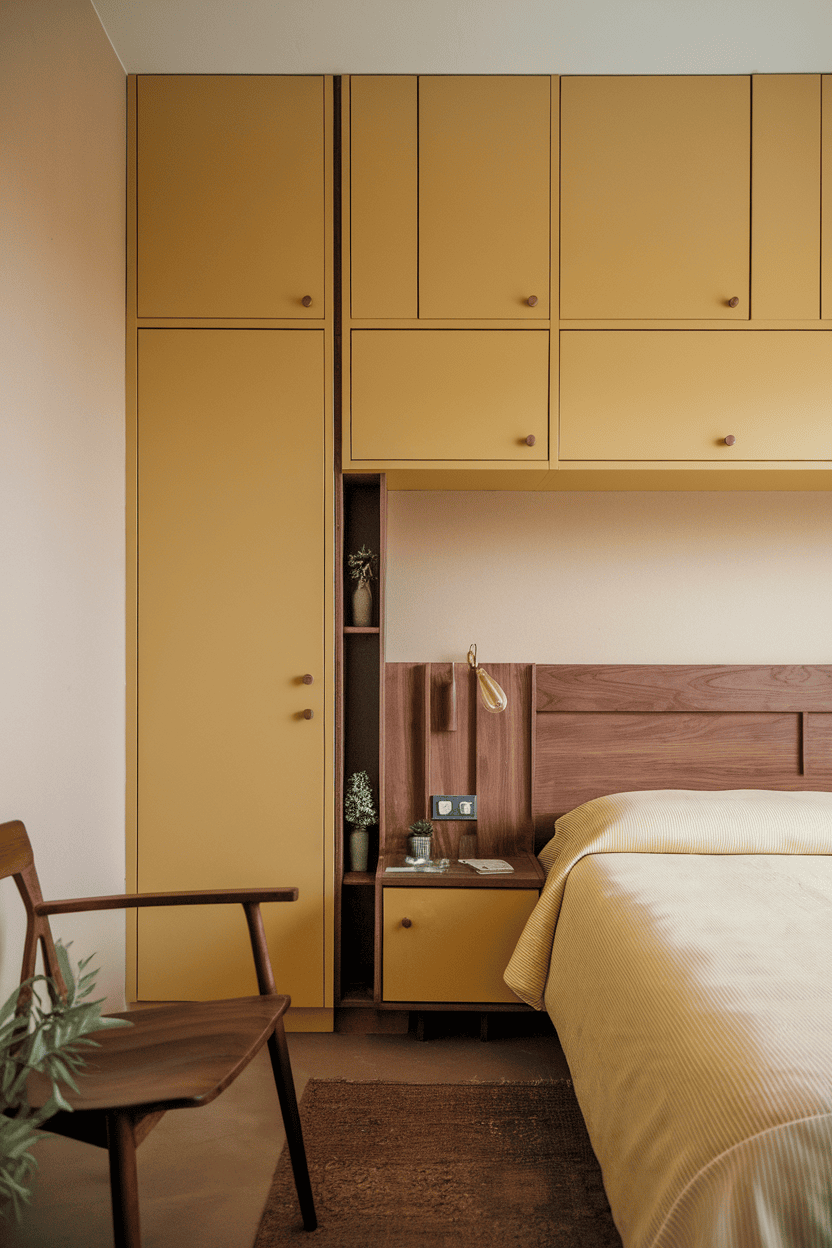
[0,942,131,1222]
[408,819,434,838]
[347,544,378,585]
[344,770,377,827]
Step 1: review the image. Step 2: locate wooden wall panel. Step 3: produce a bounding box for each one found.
[475,664,534,856]
[536,665,832,713]
[384,664,429,857]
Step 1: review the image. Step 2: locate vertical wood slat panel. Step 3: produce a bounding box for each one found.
[475,664,534,856]
[384,664,429,858]
[752,74,821,321]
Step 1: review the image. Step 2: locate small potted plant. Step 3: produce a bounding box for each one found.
[344,770,377,872]
[407,818,434,862]
[347,544,378,627]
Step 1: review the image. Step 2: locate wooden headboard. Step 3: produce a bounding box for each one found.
[384,665,832,857]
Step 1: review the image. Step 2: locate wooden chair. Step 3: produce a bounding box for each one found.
[1,818,317,1246]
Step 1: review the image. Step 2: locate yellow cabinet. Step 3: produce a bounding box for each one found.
[560,76,751,321]
[136,76,326,318]
[560,331,832,462]
[350,331,549,462]
[349,75,552,320]
[136,329,327,1004]
[383,888,538,1003]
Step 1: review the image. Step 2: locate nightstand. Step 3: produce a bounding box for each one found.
[380,852,544,1004]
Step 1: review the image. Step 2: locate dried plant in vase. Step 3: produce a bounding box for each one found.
[344,770,377,873]
[347,544,378,627]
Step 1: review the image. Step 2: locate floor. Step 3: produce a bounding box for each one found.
[10,1012,569,1248]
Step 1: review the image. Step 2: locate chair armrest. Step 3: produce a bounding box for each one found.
[35,887,298,916]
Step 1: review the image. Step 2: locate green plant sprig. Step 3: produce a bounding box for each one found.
[344,770,378,827]
[0,943,132,1222]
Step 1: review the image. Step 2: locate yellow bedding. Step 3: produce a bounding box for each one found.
[504,789,832,1248]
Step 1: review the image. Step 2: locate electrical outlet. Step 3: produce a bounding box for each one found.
[431,795,477,821]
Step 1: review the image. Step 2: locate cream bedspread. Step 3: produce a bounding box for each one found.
[504,789,832,1248]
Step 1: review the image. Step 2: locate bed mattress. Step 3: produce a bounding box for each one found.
[504,789,832,1248]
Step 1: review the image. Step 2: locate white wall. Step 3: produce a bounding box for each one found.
[386,492,832,662]
[0,0,126,1009]
[92,0,832,74]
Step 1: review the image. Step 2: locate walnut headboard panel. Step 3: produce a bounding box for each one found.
[533,665,832,844]
[384,664,832,857]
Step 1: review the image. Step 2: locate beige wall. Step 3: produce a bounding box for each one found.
[386,491,832,664]
[0,0,125,1008]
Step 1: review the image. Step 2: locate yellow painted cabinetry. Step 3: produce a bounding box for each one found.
[130,75,333,1018]
[350,331,549,462]
[560,332,832,462]
[383,889,538,1004]
[136,330,328,1004]
[136,76,326,319]
[350,75,551,321]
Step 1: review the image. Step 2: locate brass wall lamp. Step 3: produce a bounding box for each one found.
[467,644,508,714]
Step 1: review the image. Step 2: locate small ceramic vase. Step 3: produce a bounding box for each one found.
[352,579,373,627]
[349,825,369,872]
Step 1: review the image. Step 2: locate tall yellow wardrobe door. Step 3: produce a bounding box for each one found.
[136,76,325,318]
[418,76,551,320]
[137,330,326,1003]
[560,76,750,320]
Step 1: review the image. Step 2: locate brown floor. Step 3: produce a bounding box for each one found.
[10,1012,569,1248]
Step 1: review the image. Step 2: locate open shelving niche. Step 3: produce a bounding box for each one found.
[337,473,386,1006]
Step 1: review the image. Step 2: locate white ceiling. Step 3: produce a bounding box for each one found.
[92,0,832,76]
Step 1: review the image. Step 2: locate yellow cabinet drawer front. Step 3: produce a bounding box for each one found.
[560,77,750,321]
[560,332,832,462]
[383,889,538,1003]
[419,76,551,320]
[351,331,549,462]
[137,76,325,318]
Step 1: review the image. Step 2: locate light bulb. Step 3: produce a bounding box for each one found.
[476,666,508,714]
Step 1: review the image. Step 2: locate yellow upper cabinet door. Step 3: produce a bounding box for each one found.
[560,77,750,320]
[350,76,418,320]
[752,75,820,321]
[351,330,549,461]
[823,76,832,319]
[136,330,326,1003]
[560,331,832,461]
[137,76,325,318]
[418,76,551,320]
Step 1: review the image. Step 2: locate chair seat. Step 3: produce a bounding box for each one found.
[27,995,290,1116]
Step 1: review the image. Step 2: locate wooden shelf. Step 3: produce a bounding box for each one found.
[343,871,375,886]
[344,626,380,634]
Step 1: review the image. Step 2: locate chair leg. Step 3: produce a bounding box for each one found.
[266,1019,318,1231]
[106,1111,141,1248]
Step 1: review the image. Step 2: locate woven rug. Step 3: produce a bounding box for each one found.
[254,1079,622,1247]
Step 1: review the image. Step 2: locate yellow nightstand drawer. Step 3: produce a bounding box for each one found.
[383,887,537,1003]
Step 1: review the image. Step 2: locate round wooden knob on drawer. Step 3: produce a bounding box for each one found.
[401,917,412,928]
[301,295,313,307]
[525,434,536,446]
[302,674,314,685]
[526,295,539,307]
[723,435,737,446]
[727,297,740,308]
[302,708,314,719]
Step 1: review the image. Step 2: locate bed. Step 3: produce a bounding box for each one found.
[504,666,832,1248]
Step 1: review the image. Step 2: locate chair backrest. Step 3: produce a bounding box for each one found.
[1,820,67,995]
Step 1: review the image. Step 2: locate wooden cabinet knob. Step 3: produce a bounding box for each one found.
[302,708,314,719]
[302,674,314,685]
[723,435,736,446]
[526,295,538,307]
[727,297,739,308]
[401,917,412,928]
[302,295,313,307]
[525,434,536,446]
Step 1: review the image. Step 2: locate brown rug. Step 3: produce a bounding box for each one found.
[254,1079,622,1247]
